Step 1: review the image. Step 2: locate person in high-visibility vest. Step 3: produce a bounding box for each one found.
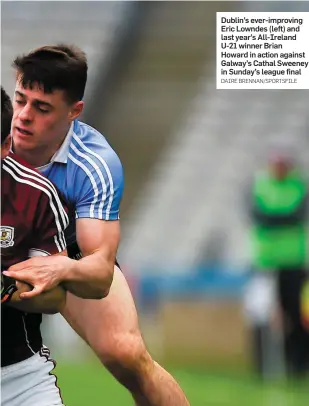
[248,153,309,378]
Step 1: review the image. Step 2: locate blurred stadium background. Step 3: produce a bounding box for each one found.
[1,1,309,405]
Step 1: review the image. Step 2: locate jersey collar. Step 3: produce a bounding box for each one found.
[50,121,75,164]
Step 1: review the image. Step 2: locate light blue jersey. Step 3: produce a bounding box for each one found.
[37,120,124,245]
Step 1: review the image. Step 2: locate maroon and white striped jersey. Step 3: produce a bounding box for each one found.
[1,152,69,366]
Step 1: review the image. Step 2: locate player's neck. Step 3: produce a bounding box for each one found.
[13,146,55,167]
[13,138,66,168]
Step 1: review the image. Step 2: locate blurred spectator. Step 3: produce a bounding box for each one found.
[245,152,309,379]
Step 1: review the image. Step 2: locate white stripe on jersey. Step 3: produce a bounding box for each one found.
[70,143,107,219]
[3,164,66,252]
[68,152,98,218]
[73,133,115,220]
[5,156,69,229]
[54,235,62,252]
[22,316,36,355]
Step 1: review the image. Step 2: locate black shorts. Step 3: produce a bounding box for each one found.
[67,241,121,270]
[277,267,307,322]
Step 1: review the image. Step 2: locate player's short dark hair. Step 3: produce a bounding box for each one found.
[1,87,13,144]
[13,44,88,104]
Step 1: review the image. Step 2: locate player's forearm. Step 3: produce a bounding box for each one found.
[9,286,67,314]
[62,252,114,299]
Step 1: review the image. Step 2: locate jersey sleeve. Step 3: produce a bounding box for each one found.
[31,185,69,256]
[73,148,124,221]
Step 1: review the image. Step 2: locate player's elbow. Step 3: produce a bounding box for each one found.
[95,264,114,299]
[93,286,110,300]
[89,284,110,299]
[82,262,114,299]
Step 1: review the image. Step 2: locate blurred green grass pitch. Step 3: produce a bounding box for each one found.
[55,361,308,406]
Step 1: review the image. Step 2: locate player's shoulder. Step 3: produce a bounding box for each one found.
[67,120,123,178]
[3,153,62,200]
[70,121,121,161]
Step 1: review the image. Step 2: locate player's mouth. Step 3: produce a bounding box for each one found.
[15,127,33,137]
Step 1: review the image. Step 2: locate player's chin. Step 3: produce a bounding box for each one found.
[13,134,36,150]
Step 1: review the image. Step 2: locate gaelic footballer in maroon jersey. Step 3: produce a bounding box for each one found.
[1,152,69,366]
[1,86,69,368]
[1,86,68,406]
[1,153,68,268]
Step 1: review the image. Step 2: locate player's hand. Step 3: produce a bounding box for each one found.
[3,256,73,299]
[10,281,33,302]
[16,280,32,292]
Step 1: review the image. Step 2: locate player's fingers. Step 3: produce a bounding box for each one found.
[2,270,18,279]
[3,270,31,283]
[19,286,43,299]
[8,260,32,272]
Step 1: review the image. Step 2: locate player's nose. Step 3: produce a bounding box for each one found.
[18,104,33,122]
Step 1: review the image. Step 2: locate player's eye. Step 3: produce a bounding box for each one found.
[15,99,24,105]
[37,106,50,114]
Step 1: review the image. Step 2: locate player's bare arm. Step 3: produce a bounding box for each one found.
[7,280,66,314]
[61,218,119,298]
[4,220,119,299]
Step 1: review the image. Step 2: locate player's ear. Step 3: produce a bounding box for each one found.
[1,135,11,159]
[69,101,84,121]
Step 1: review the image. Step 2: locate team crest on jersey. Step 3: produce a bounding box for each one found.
[0,226,15,248]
